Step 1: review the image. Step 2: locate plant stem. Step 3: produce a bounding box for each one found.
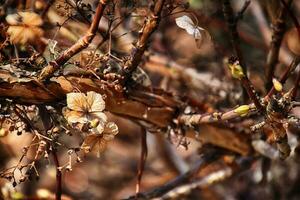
[222,0,248,72]
[265,0,292,90]
[52,150,62,200]
[123,0,166,79]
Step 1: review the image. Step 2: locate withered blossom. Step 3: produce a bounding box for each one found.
[63,91,107,133]
[81,122,118,157]
[6,12,44,45]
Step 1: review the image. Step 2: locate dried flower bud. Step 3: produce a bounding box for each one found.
[272,78,283,92]
[76,157,82,163]
[66,165,72,171]
[234,105,250,117]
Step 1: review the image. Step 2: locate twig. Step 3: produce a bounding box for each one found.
[280,0,300,37]
[178,103,256,126]
[52,150,62,200]
[125,150,221,200]
[236,0,251,20]
[39,0,108,80]
[41,0,54,18]
[240,75,264,112]
[266,56,300,99]
[222,1,264,108]
[157,167,233,200]
[123,0,166,79]
[250,0,293,66]
[291,58,300,99]
[265,0,292,90]
[136,127,148,195]
[222,0,249,72]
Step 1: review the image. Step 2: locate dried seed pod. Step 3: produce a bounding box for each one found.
[12,121,27,136]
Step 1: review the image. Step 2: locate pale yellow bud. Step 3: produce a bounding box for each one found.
[272,78,283,92]
[234,105,250,117]
[228,62,245,79]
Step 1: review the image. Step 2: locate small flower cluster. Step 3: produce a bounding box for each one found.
[63,91,118,157]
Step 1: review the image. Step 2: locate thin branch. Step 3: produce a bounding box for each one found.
[158,167,233,200]
[280,0,300,37]
[236,0,251,20]
[228,58,265,112]
[291,58,300,99]
[39,0,108,80]
[266,56,300,99]
[136,127,148,195]
[265,0,292,90]
[123,0,166,79]
[222,0,249,72]
[125,152,219,200]
[41,0,55,18]
[222,0,264,109]
[178,103,256,126]
[240,76,264,112]
[52,150,62,200]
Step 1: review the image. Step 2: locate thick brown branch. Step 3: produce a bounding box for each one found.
[39,0,108,80]
[0,71,178,127]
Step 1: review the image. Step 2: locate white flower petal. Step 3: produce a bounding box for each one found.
[103,122,118,141]
[20,11,43,26]
[63,107,87,124]
[67,113,88,124]
[91,112,107,123]
[66,93,87,112]
[86,91,105,112]
[175,15,195,30]
[95,121,105,134]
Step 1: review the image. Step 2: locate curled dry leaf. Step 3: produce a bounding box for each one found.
[63,91,107,133]
[175,15,210,48]
[81,122,119,157]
